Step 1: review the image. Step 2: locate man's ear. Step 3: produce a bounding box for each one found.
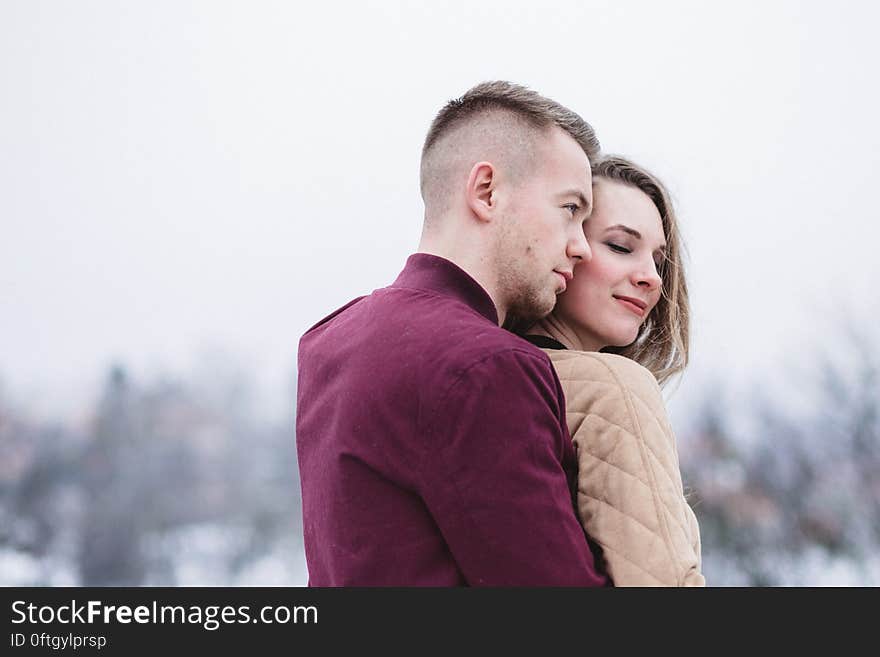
[465,161,497,223]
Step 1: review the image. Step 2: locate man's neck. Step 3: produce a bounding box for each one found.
[415,242,505,326]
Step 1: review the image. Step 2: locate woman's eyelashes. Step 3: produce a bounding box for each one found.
[607,241,665,272]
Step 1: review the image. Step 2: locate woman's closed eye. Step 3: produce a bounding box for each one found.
[608,242,664,272]
[606,242,631,254]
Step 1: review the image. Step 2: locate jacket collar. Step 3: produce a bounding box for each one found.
[523,334,568,350]
[392,253,499,326]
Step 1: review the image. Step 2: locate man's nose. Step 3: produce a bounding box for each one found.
[568,226,592,262]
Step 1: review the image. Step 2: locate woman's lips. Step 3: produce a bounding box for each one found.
[614,295,646,317]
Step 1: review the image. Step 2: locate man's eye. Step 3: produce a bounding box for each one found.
[607,243,631,254]
[563,203,579,215]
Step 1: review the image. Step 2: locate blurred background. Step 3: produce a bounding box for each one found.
[2,0,878,586]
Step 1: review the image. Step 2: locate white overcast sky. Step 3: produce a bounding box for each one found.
[2,0,879,421]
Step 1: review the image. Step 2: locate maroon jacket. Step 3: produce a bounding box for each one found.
[296,254,608,586]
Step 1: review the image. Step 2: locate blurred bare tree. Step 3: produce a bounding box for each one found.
[1,357,303,585]
[680,325,880,585]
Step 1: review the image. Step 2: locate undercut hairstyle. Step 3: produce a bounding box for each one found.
[594,156,690,386]
[419,81,600,219]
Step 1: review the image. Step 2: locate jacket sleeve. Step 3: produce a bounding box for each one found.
[556,352,705,587]
[419,348,608,586]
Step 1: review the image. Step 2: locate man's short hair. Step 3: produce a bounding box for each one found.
[419,81,600,217]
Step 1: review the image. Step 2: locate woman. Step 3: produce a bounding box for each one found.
[524,155,704,586]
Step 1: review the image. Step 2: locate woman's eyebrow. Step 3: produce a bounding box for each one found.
[604,224,642,238]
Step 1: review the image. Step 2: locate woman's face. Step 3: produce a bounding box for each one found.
[554,178,666,351]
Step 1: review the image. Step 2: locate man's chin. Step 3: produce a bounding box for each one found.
[509,295,556,325]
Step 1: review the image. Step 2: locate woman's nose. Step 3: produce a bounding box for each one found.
[634,262,661,289]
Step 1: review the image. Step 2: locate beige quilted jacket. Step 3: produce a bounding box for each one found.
[544,349,705,587]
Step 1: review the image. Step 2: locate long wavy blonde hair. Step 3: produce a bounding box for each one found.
[593,155,690,386]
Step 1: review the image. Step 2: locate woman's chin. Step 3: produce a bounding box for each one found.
[605,331,640,349]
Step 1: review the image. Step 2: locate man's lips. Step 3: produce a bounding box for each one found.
[614,295,647,317]
[554,270,573,292]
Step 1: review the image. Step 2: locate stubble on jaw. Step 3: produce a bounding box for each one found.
[490,149,558,326]
[506,286,555,326]
[494,240,557,327]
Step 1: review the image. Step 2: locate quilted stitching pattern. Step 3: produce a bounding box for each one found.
[545,349,705,587]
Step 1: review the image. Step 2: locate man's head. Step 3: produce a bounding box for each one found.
[418,81,600,324]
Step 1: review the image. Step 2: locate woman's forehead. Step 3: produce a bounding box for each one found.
[589,179,665,242]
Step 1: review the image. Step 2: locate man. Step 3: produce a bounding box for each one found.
[296,81,608,586]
